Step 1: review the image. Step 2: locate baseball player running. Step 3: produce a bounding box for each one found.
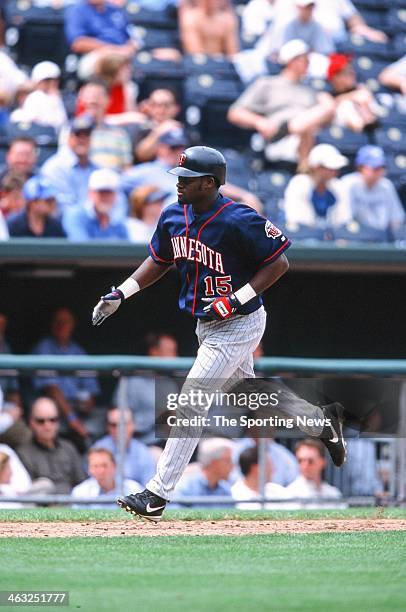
[92,146,346,522]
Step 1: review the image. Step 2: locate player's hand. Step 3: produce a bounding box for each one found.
[92,288,124,326]
[202,294,241,321]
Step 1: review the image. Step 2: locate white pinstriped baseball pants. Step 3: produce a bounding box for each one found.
[146,306,323,500]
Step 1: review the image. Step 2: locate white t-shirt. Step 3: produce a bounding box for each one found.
[0,211,9,241]
[11,91,68,131]
[231,479,296,510]
[286,475,346,509]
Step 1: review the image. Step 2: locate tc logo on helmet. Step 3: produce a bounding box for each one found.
[265,220,282,239]
[178,153,187,167]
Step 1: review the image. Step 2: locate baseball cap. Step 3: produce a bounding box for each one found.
[279,39,310,65]
[158,128,188,147]
[355,145,386,168]
[89,168,120,192]
[23,176,57,201]
[308,144,348,170]
[145,189,170,204]
[327,53,352,81]
[70,115,95,134]
[31,61,61,83]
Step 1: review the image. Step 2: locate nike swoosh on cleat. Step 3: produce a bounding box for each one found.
[146,503,166,513]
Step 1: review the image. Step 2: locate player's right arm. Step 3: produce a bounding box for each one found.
[92,256,172,326]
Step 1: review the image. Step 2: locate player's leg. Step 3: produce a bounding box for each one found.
[145,308,267,501]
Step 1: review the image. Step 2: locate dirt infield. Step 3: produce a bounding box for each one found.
[1,519,406,537]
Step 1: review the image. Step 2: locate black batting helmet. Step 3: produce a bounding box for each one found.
[168,146,226,185]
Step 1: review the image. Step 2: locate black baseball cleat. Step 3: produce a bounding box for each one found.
[320,402,347,467]
[117,489,167,523]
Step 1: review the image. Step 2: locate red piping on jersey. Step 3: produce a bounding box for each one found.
[183,205,190,285]
[261,240,291,264]
[149,241,174,264]
[191,200,234,316]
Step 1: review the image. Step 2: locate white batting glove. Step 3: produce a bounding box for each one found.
[92,288,124,326]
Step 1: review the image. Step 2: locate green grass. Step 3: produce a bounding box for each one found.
[1,532,405,611]
[1,506,406,522]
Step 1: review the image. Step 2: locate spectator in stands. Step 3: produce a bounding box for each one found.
[17,397,86,494]
[65,0,138,80]
[231,446,293,509]
[122,128,188,206]
[114,333,179,445]
[234,434,299,486]
[135,88,183,163]
[258,0,335,60]
[127,186,168,243]
[0,209,7,240]
[0,48,27,107]
[41,116,98,215]
[10,62,67,132]
[0,451,22,507]
[340,146,405,234]
[269,0,387,45]
[286,439,344,507]
[76,80,133,171]
[71,447,142,508]
[327,54,381,133]
[241,0,276,40]
[92,408,156,487]
[0,173,25,219]
[174,438,235,508]
[31,308,101,446]
[7,176,66,238]
[228,40,335,166]
[63,168,128,240]
[379,55,406,96]
[179,0,240,58]
[94,53,138,119]
[283,143,351,229]
[0,137,38,183]
[0,443,32,496]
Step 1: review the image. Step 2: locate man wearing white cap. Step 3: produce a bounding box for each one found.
[62,168,129,241]
[10,61,67,131]
[283,143,352,228]
[228,39,335,165]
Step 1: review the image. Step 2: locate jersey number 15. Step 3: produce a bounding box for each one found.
[204,275,233,296]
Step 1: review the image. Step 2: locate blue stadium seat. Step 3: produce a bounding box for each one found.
[7,122,58,148]
[133,52,185,101]
[392,33,406,58]
[254,171,293,220]
[387,7,406,34]
[135,27,180,50]
[378,106,406,130]
[332,223,389,243]
[125,3,178,30]
[374,127,406,153]
[357,8,389,32]
[183,55,239,80]
[281,223,326,242]
[353,0,389,9]
[353,56,388,91]
[5,2,68,68]
[316,126,369,157]
[219,148,256,190]
[385,153,406,206]
[336,35,395,62]
[391,224,406,244]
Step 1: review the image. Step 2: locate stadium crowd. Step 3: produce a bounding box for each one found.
[0,0,404,244]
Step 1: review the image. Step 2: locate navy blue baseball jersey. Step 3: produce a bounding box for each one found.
[148,194,291,318]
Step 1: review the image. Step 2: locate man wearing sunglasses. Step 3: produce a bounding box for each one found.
[16,397,85,495]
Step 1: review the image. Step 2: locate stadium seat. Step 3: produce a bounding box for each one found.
[386,153,406,206]
[316,126,369,157]
[133,52,185,101]
[125,3,178,30]
[254,171,293,220]
[353,56,389,91]
[336,35,395,62]
[133,27,180,51]
[392,33,406,58]
[219,148,256,190]
[183,55,239,80]
[183,74,249,148]
[386,7,406,34]
[353,0,389,9]
[357,8,389,32]
[391,224,406,244]
[374,127,406,153]
[5,2,68,68]
[332,222,389,243]
[281,223,326,242]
